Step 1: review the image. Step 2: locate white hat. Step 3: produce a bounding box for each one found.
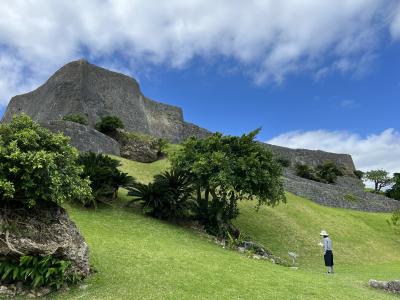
[320,230,329,236]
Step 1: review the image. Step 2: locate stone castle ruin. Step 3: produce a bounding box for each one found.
[2,59,399,212]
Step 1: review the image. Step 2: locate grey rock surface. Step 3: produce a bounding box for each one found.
[283,169,400,212]
[2,59,210,143]
[42,120,120,155]
[369,280,400,293]
[0,204,90,278]
[265,143,356,175]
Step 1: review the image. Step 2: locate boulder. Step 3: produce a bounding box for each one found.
[0,203,90,278]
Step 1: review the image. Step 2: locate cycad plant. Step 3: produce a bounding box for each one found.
[127,169,195,221]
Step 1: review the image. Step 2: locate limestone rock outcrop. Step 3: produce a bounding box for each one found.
[0,203,90,278]
[2,59,210,143]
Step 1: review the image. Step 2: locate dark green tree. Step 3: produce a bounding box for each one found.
[78,152,134,206]
[171,129,285,236]
[0,114,92,207]
[315,161,343,183]
[386,173,400,200]
[95,116,124,135]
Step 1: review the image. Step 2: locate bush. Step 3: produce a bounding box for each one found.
[276,157,290,168]
[0,114,92,207]
[386,173,400,200]
[62,114,88,125]
[315,161,343,183]
[296,161,343,184]
[0,255,80,289]
[128,169,195,221]
[354,170,364,180]
[95,116,124,135]
[171,129,285,237]
[343,193,360,202]
[78,152,134,206]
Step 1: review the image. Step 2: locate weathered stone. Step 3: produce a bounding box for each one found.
[42,120,120,155]
[369,280,400,293]
[283,169,400,212]
[0,203,90,278]
[2,59,210,143]
[264,143,356,176]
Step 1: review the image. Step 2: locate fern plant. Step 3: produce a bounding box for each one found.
[0,255,80,289]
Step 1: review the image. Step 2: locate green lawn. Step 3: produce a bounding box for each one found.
[35,154,400,299]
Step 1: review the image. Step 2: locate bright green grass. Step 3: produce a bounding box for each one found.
[34,153,400,299]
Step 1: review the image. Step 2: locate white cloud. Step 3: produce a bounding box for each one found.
[391,5,400,39]
[267,129,400,175]
[0,0,397,104]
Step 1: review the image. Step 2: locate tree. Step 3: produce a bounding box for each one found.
[0,114,92,207]
[364,170,393,193]
[353,170,364,180]
[315,161,343,184]
[95,116,124,135]
[171,129,285,237]
[386,173,400,200]
[78,152,134,206]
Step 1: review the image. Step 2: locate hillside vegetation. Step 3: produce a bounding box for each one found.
[42,152,400,299]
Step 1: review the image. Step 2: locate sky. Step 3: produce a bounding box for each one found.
[0,0,399,174]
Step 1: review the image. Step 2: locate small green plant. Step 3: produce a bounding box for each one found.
[296,161,343,184]
[343,193,360,202]
[95,116,124,135]
[295,164,316,180]
[0,255,80,289]
[353,170,364,180]
[62,114,88,125]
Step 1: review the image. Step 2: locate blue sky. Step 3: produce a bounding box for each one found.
[0,0,400,173]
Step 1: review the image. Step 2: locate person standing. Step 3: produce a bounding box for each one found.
[320,230,334,274]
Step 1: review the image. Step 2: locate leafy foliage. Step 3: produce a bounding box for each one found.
[0,114,92,207]
[343,193,360,202]
[386,173,400,200]
[0,255,80,289]
[95,116,124,135]
[296,161,343,184]
[128,169,195,221]
[171,129,285,236]
[353,170,364,180]
[78,152,134,206]
[364,169,393,192]
[62,114,88,125]
[276,157,291,168]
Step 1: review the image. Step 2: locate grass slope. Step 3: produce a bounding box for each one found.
[38,154,399,299]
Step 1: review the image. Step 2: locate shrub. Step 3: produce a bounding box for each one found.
[315,161,343,183]
[78,152,134,206]
[95,116,124,135]
[295,164,316,181]
[0,114,92,207]
[343,193,360,202]
[171,129,285,237]
[0,255,80,289]
[62,114,88,125]
[353,170,364,180]
[128,169,195,221]
[276,157,290,168]
[386,173,400,200]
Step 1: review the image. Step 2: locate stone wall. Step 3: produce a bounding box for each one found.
[283,169,400,212]
[42,120,120,155]
[264,143,356,175]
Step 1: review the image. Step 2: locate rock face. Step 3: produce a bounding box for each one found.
[42,120,120,156]
[2,59,210,143]
[0,203,90,277]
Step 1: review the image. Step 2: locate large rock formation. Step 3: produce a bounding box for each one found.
[42,120,120,156]
[0,203,90,278]
[2,59,210,143]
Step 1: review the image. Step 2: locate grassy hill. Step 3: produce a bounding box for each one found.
[41,153,400,299]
